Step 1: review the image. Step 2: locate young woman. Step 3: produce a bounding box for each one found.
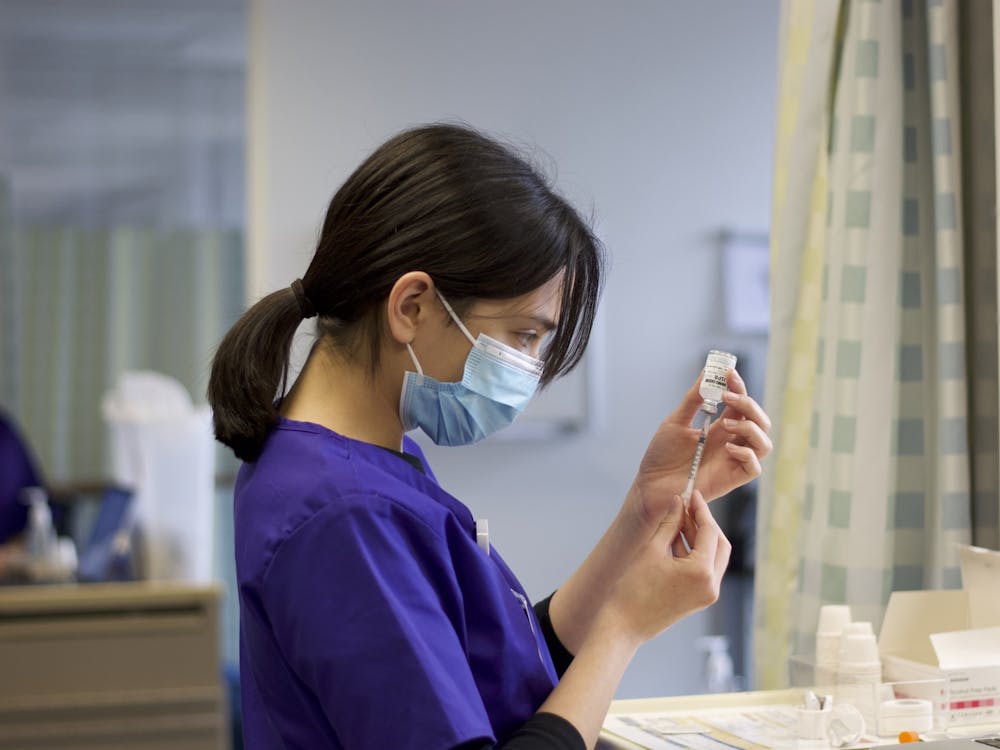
[208,124,772,750]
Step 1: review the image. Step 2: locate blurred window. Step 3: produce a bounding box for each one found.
[0,0,246,482]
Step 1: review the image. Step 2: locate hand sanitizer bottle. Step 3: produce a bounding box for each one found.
[23,486,58,576]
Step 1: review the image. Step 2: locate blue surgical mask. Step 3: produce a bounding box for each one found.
[399,292,543,446]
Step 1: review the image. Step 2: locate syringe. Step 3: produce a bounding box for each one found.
[682,350,737,505]
[682,410,712,505]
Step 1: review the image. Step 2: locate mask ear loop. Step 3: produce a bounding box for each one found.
[405,344,424,375]
[404,290,470,377]
[435,290,478,346]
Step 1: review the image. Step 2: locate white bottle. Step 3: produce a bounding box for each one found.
[23,486,58,576]
[697,635,737,693]
[837,622,882,729]
[699,350,738,414]
[815,604,852,687]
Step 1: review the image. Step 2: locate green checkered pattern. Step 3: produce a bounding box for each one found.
[0,226,244,481]
[771,0,998,664]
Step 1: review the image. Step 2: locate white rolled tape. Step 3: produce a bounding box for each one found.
[877,698,933,736]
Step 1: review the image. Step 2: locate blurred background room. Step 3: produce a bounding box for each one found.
[0,1,782,747]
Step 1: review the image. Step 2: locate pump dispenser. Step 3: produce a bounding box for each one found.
[697,635,737,693]
[24,486,57,567]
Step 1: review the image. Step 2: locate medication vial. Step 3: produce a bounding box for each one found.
[683,349,738,503]
[699,350,737,414]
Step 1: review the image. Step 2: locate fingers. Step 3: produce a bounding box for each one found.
[671,506,697,557]
[673,368,770,436]
[687,491,715,529]
[671,524,690,557]
[657,495,704,559]
[724,442,763,479]
[721,388,772,433]
[715,526,733,573]
[726,368,748,395]
[687,491,731,583]
[668,373,707,426]
[720,417,773,457]
[629,491,728,630]
[684,492,721,564]
[655,494,687,551]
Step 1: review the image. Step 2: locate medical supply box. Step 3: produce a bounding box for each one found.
[877,545,1000,727]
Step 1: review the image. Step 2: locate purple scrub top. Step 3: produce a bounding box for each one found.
[234,418,559,749]
[0,413,42,544]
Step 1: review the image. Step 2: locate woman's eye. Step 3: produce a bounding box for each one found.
[516,331,538,348]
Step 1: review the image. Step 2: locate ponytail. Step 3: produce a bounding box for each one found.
[208,284,311,462]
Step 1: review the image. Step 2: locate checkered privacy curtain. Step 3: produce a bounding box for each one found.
[0,224,244,482]
[755,0,998,689]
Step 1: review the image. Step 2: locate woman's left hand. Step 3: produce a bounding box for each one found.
[629,369,772,529]
[551,369,767,656]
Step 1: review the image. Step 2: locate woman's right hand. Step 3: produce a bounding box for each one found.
[602,490,731,644]
[537,490,730,747]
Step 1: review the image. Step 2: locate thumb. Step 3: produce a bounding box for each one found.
[655,494,692,558]
[667,373,705,426]
[654,495,686,539]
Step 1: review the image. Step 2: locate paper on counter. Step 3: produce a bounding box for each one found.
[604,705,883,750]
[930,626,1000,670]
[604,706,798,750]
[602,714,711,750]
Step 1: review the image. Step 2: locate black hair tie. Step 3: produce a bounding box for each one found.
[290,278,317,319]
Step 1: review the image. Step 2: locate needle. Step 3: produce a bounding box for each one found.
[682,411,711,506]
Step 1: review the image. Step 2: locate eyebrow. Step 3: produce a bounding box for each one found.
[523,315,557,332]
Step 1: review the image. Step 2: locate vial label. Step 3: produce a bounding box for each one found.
[700,350,737,408]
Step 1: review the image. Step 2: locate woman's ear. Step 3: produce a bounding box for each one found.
[386,271,435,344]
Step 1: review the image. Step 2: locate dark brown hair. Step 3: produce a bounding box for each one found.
[208,123,605,461]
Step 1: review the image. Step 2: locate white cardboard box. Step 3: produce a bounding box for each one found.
[878,545,1000,726]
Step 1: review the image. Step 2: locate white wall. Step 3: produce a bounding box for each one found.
[250,0,778,698]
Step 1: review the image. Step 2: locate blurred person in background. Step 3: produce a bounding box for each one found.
[0,410,44,578]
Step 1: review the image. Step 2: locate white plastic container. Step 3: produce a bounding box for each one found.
[102,371,215,582]
[837,623,882,729]
[816,604,852,686]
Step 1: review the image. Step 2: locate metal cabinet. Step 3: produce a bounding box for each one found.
[0,583,227,750]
